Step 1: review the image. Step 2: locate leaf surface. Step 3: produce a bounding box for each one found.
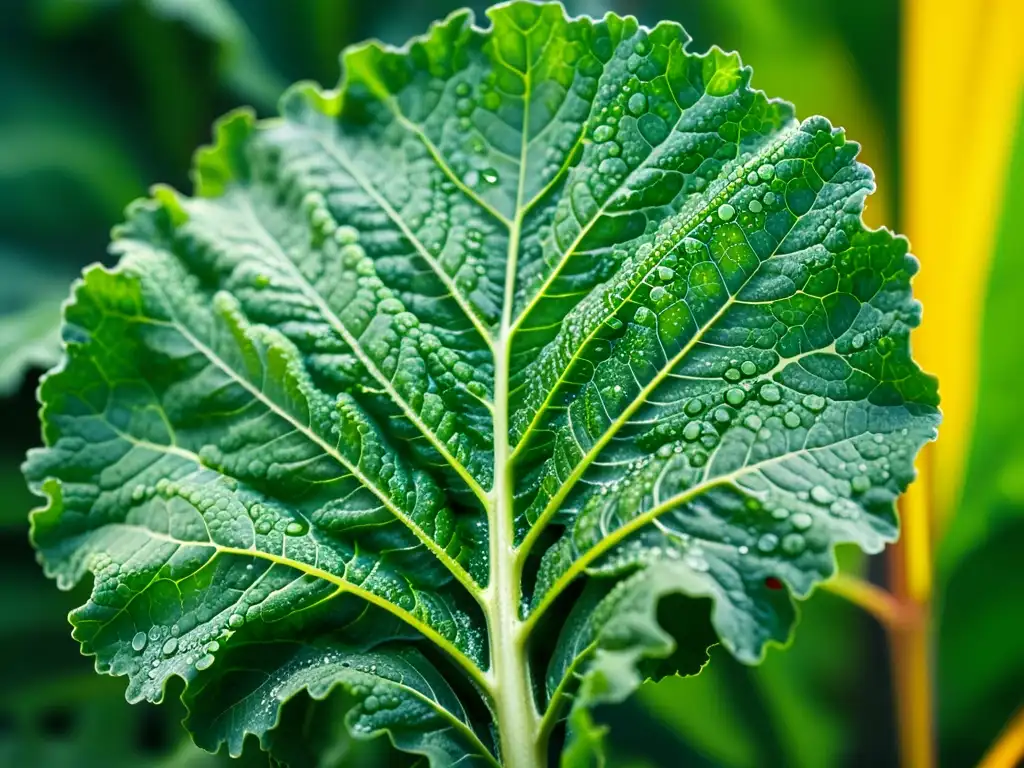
[24,3,938,765]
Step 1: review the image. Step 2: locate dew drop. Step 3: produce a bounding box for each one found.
[759,384,782,404]
[851,475,871,493]
[717,203,736,221]
[285,521,306,536]
[726,387,746,406]
[657,266,675,281]
[228,614,245,630]
[685,398,703,416]
[685,554,710,573]
[627,92,648,115]
[802,394,826,412]
[132,632,148,652]
[783,412,801,429]
[757,533,779,553]
[480,168,499,185]
[683,421,702,441]
[748,199,763,213]
[782,533,806,555]
[810,485,835,505]
[162,637,179,656]
[791,512,814,530]
[195,654,215,671]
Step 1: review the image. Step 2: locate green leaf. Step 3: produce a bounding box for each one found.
[24,3,938,766]
[625,549,869,768]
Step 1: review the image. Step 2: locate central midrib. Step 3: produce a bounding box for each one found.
[486,30,545,767]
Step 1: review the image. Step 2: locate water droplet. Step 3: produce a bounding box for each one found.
[162,637,179,656]
[606,316,623,330]
[758,164,775,180]
[627,92,648,115]
[743,414,762,430]
[650,286,668,302]
[781,533,806,555]
[783,412,801,429]
[657,266,675,281]
[228,614,245,630]
[851,475,871,493]
[686,554,710,572]
[748,199,763,213]
[195,654,215,671]
[810,486,835,505]
[285,521,306,536]
[791,512,814,530]
[771,507,790,520]
[714,407,731,424]
[725,367,741,381]
[759,384,782,404]
[726,388,746,406]
[480,168,499,185]
[738,545,749,555]
[758,533,779,553]
[132,632,148,652]
[685,398,703,416]
[683,421,702,441]
[594,124,614,142]
[802,394,826,412]
[851,333,866,350]
[717,203,736,221]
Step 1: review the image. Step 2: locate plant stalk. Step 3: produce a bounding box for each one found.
[978,706,1024,768]
[887,468,936,768]
[821,573,910,629]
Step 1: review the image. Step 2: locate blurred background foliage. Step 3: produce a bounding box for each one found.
[0,1,1020,766]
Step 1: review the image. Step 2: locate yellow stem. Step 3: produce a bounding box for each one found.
[978,706,1024,768]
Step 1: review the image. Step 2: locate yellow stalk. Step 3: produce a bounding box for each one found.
[978,707,1024,768]
[906,0,1024,531]
[895,2,1023,767]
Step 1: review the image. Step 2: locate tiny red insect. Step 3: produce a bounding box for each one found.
[765,576,784,590]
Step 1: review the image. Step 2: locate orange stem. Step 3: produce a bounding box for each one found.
[887,464,936,768]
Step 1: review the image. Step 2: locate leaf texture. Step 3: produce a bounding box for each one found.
[24,3,939,765]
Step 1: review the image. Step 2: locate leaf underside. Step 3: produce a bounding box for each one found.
[23,2,939,765]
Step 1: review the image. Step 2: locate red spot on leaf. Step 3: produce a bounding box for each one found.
[765,576,784,590]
